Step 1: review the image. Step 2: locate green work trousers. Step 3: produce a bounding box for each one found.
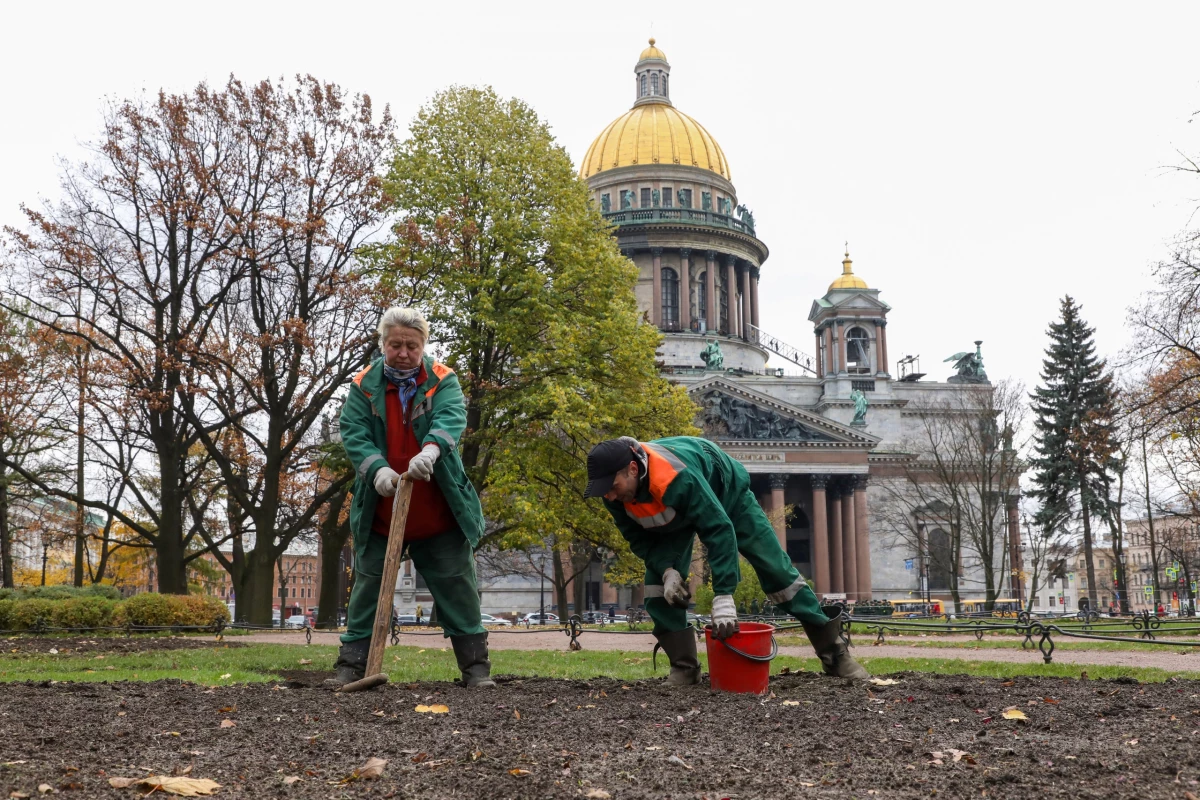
[341,528,485,643]
[645,488,830,632]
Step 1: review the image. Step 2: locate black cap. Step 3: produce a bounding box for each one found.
[584,439,637,498]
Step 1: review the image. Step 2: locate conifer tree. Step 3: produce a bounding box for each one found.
[1029,296,1121,609]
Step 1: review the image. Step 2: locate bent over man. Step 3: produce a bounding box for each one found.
[586,435,869,684]
[332,307,493,688]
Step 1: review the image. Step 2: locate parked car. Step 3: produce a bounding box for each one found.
[283,614,307,629]
[479,613,513,627]
[519,612,560,625]
[394,614,423,626]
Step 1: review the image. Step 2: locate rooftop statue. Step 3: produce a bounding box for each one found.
[735,204,755,231]
[652,189,660,208]
[850,389,868,426]
[945,340,989,384]
[600,194,610,213]
[699,338,724,371]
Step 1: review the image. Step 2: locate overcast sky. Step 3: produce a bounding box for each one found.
[3,2,1198,392]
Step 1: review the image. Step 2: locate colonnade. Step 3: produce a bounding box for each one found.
[762,473,873,601]
[638,247,760,338]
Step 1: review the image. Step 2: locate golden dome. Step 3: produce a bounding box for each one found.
[829,249,869,291]
[639,38,668,62]
[579,103,730,179]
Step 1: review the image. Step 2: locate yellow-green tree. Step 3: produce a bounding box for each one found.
[367,86,697,603]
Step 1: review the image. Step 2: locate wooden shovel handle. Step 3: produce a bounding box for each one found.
[364,476,414,679]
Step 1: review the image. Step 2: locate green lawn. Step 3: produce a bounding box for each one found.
[2,642,1200,685]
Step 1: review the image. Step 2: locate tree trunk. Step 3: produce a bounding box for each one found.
[318,489,352,629]
[155,450,189,595]
[1080,503,1098,608]
[73,357,86,588]
[239,548,279,626]
[552,549,568,617]
[1142,433,1162,610]
[0,465,12,588]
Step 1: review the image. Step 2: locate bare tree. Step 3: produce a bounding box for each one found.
[1019,511,1072,613]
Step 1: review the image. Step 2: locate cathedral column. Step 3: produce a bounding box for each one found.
[769,474,787,551]
[651,248,663,328]
[750,267,760,330]
[705,251,718,333]
[823,326,834,377]
[828,484,844,594]
[815,332,824,375]
[875,319,889,377]
[740,265,752,340]
[724,255,738,335]
[854,475,872,599]
[838,320,849,376]
[841,480,859,600]
[679,249,692,333]
[811,475,830,597]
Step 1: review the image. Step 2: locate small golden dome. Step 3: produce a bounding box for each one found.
[829,248,868,291]
[639,38,668,62]
[579,103,729,179]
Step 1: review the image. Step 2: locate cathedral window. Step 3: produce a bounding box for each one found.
[661,267,679,330]
[696,274,707,329]
[651,74,659,94]
[661,187,673,208]
[640,187,652,208]
[640,74,647,96]
[846,326,872,374]
[662,75,668,96]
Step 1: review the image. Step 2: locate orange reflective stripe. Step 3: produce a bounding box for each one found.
[425,361,455,398]
[352,365,373,398]
[623,442,684,523]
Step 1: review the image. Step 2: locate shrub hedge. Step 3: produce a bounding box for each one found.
[0,592,230,631]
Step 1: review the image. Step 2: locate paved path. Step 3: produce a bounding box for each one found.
[235,628,1200,670]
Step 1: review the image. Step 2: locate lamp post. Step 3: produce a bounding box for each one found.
[539,551,546,626]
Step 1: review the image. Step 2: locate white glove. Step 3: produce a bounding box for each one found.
[373,466,401,497]
[407,444,440,481]
[663,568,691,609]
[711,594,739,641]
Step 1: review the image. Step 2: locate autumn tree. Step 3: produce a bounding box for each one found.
[873,380,1026,612]
[365,86,696,581]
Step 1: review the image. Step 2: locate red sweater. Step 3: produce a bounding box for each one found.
[370,375,456,542]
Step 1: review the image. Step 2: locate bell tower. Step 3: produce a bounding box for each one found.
[634,38,672,107]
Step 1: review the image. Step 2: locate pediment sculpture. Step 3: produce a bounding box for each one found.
[699,391,834,442]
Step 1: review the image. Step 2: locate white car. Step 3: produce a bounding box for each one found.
[283,614,308,629]
[480,613,513,627]
[519,612,560,625]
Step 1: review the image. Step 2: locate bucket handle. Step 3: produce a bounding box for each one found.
[718,634,779,663]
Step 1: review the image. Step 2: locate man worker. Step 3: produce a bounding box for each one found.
[585,436,869,684]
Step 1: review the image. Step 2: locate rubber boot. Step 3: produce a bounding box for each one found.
[652,628,701,686]
[803,616,869,680]
[450,632,496,688]
[323,638,370,688]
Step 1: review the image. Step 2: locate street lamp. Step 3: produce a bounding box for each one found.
[539,551,546,626]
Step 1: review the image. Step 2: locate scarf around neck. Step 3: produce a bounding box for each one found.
[382,364,421,412]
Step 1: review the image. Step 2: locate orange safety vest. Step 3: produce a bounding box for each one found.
[622,442,687,529]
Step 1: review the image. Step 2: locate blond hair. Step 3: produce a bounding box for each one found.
[377,307,429,348]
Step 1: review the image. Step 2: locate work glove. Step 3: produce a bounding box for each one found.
[662,568,691,609]
[407,443,440,481]
[373,466,401,497]
[711,594,739,640]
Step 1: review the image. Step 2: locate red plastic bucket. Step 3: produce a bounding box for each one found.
[704,621,778,694]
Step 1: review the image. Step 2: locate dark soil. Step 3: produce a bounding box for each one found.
[3,671,1200,799]
[0,636,243,654]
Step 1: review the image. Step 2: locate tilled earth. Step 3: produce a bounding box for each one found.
[4,670,1200,799]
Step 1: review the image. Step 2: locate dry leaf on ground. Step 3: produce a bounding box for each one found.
[781,700,801,706]
[513,709,521,720]
[218,674,231,680]
[36,786,51,795]
[1001,708,1027,720]
[667,755,693,770]
[108,776,221,796]
[298,659,311,665]
[219,719,236,729]
[870,678,900,686]
[585,790,612,799]
[282,776,302,785]
[508,769,531,777]
[414,704,449,714]
[340,757,387,783]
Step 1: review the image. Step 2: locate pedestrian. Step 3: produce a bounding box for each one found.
[329,307,494,689]
[585,436,869,684]
[608,606,616,622]
[749,598,760,616]
[416,604,424,625]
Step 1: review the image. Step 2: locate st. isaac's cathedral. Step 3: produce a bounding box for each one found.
[405,41,1021,616]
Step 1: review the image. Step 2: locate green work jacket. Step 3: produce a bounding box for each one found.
[340,354,485,555]
[602,436,744,594]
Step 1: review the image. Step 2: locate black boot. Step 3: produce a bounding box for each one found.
[652,628,701,686]
[451,632,496,688]
[324,638,370,688]
[803,616,869,680]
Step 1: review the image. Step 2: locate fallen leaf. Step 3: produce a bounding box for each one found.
[645,746,663,751]
[219,720,236,729]
[667,755,692,770]
[414,704,449,714]
[1127,739,1139,746]
[37,786,52,795]
[508,769,531,777]
[217,706,235,713]
[870,678,901,686]
[298,659,311,666]
[108,778,137,789]
[1042,697,1060,705]
[111,776,222,796]
[348,758,387,781]
[282,776,301,785]
[544,698,557,707]
[10,793,30,799]
[371,710,385,717]
[1001,709,1027,720]
[585,791,611,799]
[219,674,231,680]
[1000,681,1014,687]
[781,700,801,706]
[513,709,521,720]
